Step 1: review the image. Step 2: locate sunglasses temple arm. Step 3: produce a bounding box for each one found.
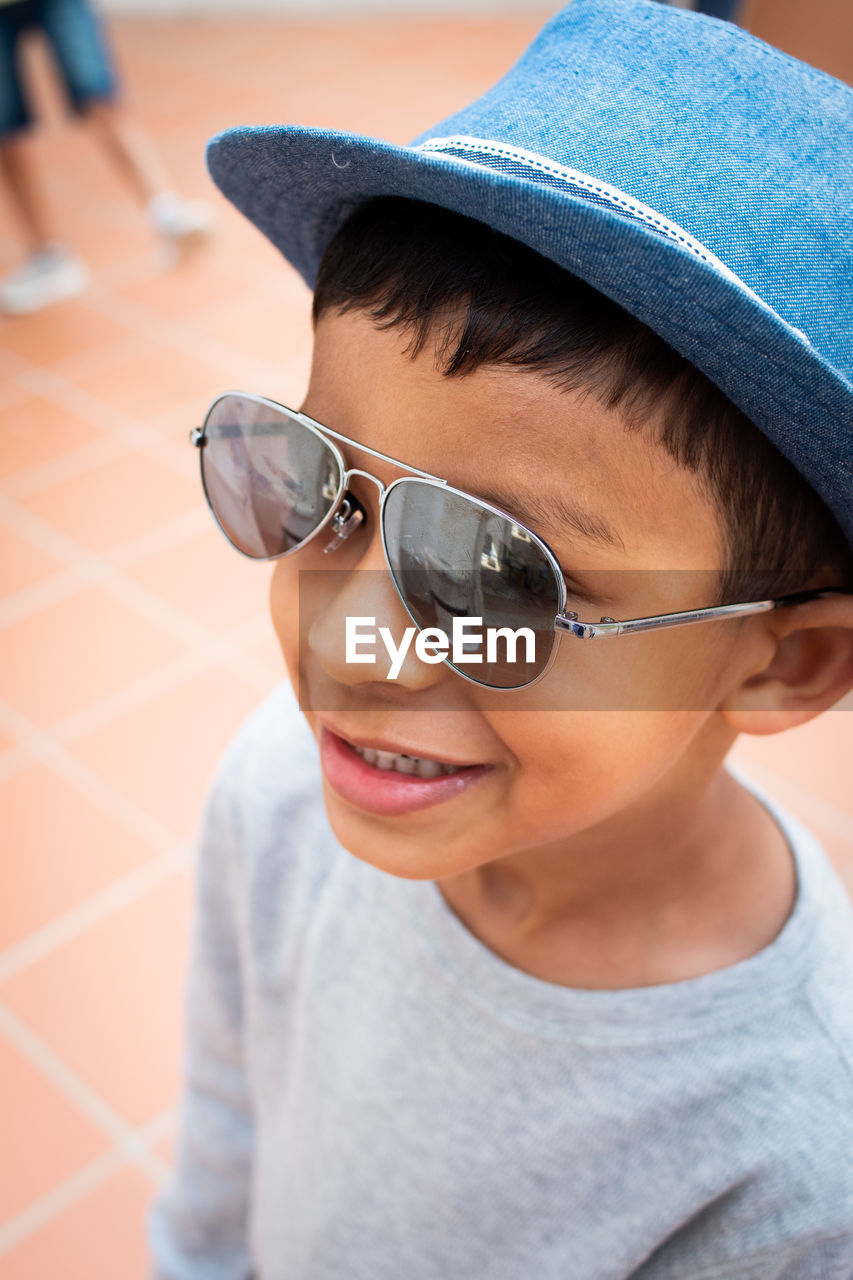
[555,589,840,640]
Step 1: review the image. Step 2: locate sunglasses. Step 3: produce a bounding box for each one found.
[192,391,835,691]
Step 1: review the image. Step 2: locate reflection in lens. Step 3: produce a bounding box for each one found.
[382,481,560,688]
[201,395,342,559]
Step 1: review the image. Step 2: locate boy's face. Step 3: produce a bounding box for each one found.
[269,309,760,882]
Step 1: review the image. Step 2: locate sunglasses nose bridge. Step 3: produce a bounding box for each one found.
[342,467,386,497]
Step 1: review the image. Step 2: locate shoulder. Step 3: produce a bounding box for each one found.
[197,683,341,931]
[748,798,853,1230]
[714,777,853,1223]
[772,802,853,1076]
[732,771,853,1052]
[205,681,325,839]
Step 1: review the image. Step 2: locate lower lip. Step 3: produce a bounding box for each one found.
[319,728,491,817]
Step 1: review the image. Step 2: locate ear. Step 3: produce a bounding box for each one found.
[720,592,853,736]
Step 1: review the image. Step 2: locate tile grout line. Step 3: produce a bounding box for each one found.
[0,467,276,679]
[2,284,290,430]
[0,492,276,742]
[0,363,250,494]
[0,603,275,767]
[0,845,190,985]
[0,1106,176,1258]
[0,1003,171,1189]
[0,566,90,632]
[0,489,121,570]
[24,329,153,384]
[84,287,297,390]
[0,703,177,846]
[106,509,220,566]
[93,248,313,317]
[2,431,141,504]
[0,1149,127,1258]
[51,629,271,742]
[1,372,205,481]
[0,520,232,636]
[3,361,139,436]
[0,491,213,612]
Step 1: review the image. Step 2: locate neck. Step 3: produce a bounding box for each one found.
[436,770,797,990]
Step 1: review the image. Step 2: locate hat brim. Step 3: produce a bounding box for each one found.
[207,125,853,545]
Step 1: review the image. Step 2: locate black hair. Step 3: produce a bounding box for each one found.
[313,197,852,603]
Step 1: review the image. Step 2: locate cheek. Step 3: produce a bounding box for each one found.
[483,638,732,840]
[536,627,738,714]
[270,560,301,684]
[493,706,710,825]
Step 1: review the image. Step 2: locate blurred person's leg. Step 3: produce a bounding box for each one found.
[84,99,171,205]
[84,100,214,260]
[0,0,88,313]
[0,131,54,250]
[39,0,213,261]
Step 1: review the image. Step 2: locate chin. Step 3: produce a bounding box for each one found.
[321,793,474,882]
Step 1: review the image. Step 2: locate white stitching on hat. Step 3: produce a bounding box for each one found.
[417,134,781,315]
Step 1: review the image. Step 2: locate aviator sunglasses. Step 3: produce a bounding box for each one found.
[192,391,836,691]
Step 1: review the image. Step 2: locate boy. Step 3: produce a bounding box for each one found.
[149,1,853,1276]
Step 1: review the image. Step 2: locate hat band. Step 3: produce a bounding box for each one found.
[416,134,773,313]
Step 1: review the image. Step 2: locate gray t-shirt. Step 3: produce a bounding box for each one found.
[148,684,853,1280]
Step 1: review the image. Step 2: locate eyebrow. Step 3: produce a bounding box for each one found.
[294,402,624,551]
[475,484,625,552]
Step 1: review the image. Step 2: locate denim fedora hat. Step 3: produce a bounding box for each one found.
[207,0,853,548]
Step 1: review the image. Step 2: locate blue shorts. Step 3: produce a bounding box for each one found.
[0,0,118,137]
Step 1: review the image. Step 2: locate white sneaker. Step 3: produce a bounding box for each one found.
[149,193,214,265]
[0,245,89,315]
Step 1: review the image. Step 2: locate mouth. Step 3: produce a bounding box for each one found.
[319,727,492,817]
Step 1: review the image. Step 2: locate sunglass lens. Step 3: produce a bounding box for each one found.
[382,481,560,688]
[200,395,342,559]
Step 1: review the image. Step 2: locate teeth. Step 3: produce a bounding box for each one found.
[350,743,463,778]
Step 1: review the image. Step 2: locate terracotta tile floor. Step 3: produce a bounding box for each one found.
[0,12,850,1277]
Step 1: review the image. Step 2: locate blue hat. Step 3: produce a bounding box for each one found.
[206,0,853,548]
